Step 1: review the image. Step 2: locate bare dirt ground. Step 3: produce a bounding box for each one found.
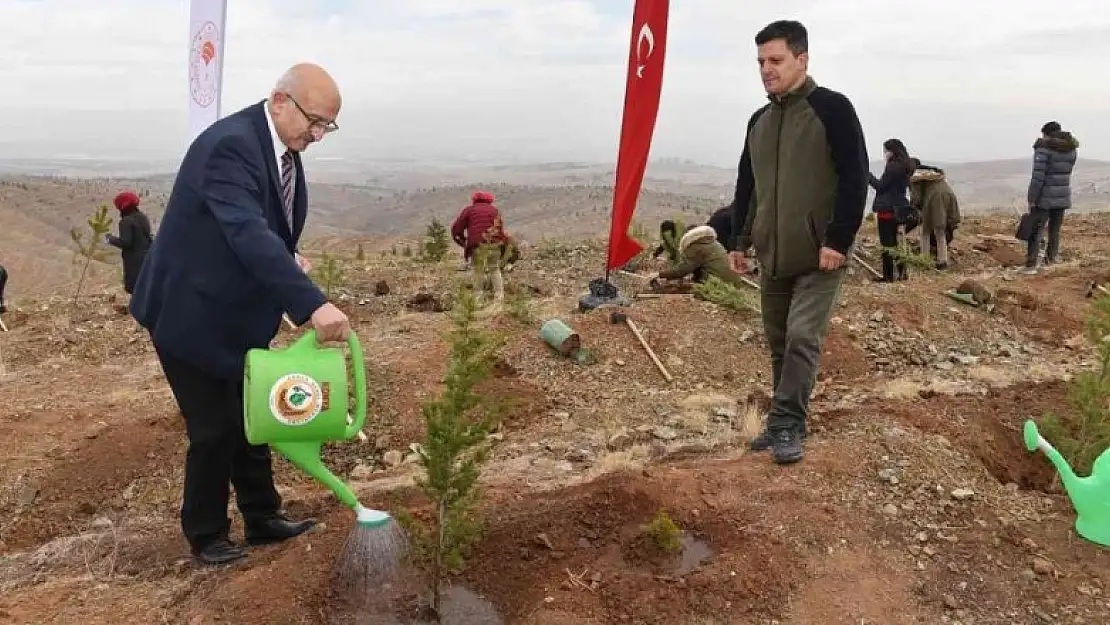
[2,214,1110,624]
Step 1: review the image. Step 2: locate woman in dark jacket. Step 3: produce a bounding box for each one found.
[106,191,153,294]
[868,138,915,282]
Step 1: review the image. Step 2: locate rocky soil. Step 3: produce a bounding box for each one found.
[2,214,1110,624]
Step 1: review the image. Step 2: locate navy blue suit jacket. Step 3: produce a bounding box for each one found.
[130,100,327,380]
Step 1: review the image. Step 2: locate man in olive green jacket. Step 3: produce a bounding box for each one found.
[652,225,747,288]
[727,20,869,465]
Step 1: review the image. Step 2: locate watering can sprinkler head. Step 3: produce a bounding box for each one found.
[355,505,393,528]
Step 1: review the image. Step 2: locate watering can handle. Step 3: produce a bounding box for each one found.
[343,332,368,440]
[294,329,367,440]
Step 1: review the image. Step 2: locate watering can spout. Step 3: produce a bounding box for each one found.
[1024,420,1083,493]
[1024,420,1110,547]
[272,440,361,510]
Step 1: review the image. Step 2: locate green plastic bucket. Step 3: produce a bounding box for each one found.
[539,319,581,356]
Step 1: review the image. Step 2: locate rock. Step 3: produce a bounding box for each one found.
[713,405,739,420]
[535,533,555,550]
[565,448,595,463]
[878,468,901,485]
[1032,557,1054,576]
[951,355,980,366]
[882,503,900,516]
[350,463,375,480]
[373,434,390,450]
[943,594,960,610]
[18,485,38,507]
[652,426,679,441]
[739,330,756,343]
[382,450,404,468]
[951,488,976,501]
[871,311,885,323]
[607,428,633,451]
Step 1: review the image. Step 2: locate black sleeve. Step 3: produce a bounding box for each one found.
[728,105,769,252]
[807,88,869,255]
[869,161,901,194]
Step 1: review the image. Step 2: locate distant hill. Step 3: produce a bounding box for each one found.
[1,156,1107,297]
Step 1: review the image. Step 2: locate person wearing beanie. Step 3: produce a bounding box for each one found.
[106,190,154,295]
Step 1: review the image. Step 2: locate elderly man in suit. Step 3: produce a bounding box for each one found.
[130,63,351,566]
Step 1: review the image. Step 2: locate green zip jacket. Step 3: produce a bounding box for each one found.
[728,76,869,279]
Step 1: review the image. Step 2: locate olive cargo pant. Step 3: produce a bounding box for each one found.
[760,267,846,432]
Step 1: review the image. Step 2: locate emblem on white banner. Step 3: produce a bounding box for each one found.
[635,23,655,78]
[189,20,220,108]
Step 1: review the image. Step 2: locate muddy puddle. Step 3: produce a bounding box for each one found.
[675,534,713,575]
[338,585,503,625]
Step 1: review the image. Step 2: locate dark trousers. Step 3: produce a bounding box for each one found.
[1026,208,1064,266]
[0,264,6,311]
[876,217,905,281]
[156,347,281,551]
[760,267,846,432]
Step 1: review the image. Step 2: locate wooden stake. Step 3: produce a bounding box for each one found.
[739,275,761,291]
[624,318,673,383]
[0,316,7,332]
[852,253,883,279]
[1097,285,1110,297]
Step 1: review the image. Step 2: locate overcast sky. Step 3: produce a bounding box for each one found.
[0,0,1107,167]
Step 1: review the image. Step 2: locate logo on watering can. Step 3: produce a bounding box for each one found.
[269,373,329,426]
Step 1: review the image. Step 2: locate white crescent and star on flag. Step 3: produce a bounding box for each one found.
[635,23,655,78]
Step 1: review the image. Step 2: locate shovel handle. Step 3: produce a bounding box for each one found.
[344,331,368,440]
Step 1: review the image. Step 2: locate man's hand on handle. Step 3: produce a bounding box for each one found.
[307,302,350,343]
[295,253,312,273]
[728,251,748,274]
[818,247,845,272]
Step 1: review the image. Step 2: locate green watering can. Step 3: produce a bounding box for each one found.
[244,330,390,527]
[1024,420,1110,547]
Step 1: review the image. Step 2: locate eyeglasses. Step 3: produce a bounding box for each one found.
[282,92,339,134]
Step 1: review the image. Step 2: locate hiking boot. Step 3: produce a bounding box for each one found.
[771,428,805,465]
[1020,266,1039,276]
[750,424,806,452]
[193,538,247,566]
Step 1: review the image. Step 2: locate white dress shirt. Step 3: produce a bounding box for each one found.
[264,100,294,199]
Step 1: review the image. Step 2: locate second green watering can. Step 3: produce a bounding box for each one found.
[244,329,377,519]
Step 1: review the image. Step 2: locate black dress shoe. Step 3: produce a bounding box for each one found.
[193,538,247,566]
[245,513,316,546]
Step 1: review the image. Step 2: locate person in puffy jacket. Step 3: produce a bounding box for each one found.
[909,167,960,270]
[452,191,507,302]
[651,225,747,289]
[105,190,154,294]
[1023,121,1079,273]
[451,191,506,262]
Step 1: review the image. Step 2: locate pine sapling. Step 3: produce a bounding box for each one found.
[422,217,451,263]
[693,275,759,314]
[1038,293,1110,475]
[70,204,114,309]
[400,286,505,615]
[310,252,345,299]
[882,240,938,271]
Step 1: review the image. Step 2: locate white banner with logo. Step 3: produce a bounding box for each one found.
[187,0,228,143]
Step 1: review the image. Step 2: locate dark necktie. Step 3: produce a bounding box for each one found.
[280,150,295,228]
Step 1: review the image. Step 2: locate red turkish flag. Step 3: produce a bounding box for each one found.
[606,0,669,270]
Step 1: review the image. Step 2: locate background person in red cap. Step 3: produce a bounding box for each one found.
[106,191,154,295]
[451,190,509,302]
